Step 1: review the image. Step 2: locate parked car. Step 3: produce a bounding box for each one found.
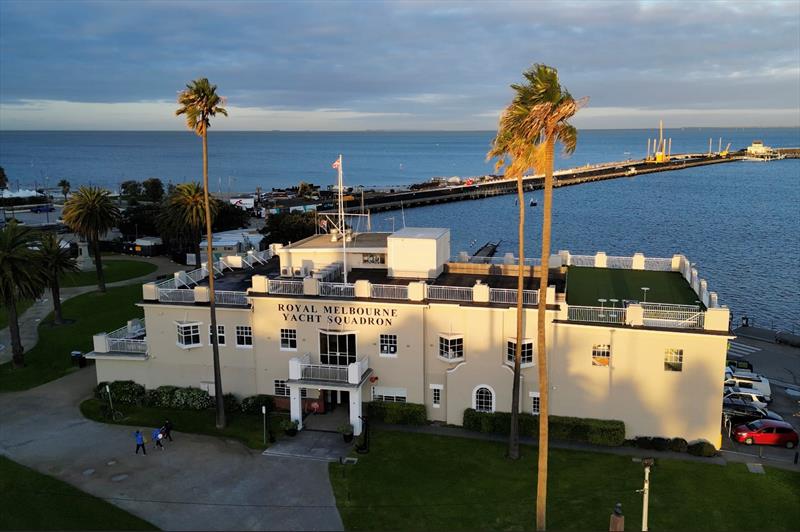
[733,419,799,448]
[722,398,782,424]
[724,369,772,402]
[727,359,754,372]
[724,387,769,409]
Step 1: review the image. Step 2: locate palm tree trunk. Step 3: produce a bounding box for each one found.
[508,171,525,460]
[203,131,226,429]
[535,136,555,531]
[93,236,106,292]
[51,280,63,325]
[6,294,24,368]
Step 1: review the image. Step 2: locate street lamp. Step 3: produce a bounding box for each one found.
[640,287,650,303]
[639,457,655,531]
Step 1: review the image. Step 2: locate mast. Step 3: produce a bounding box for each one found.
[659,120,663,154]
[337,154,348,284]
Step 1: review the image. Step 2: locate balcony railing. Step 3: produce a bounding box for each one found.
[291,355,370,385]
[158,288,195,303]
[108,338,148,354]
[371,284,409,300]
[568,305,627,324]
[107,319,145,339]
[268,279,304,295]
[489,288,539,306]
[300,364,349,382]
[320,282,355,298]
[428,285,473,302]
[215,290,248,306]
[642,303,704,329]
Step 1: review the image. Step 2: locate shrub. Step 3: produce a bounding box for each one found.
[635,437,653,449]
[652,437,670,452]
[687,440,718,457]
[94,380,145,405]
[171,387,213,410]
[146,386,180,408]
[223,393,240,415]
[240,395,275,415]
[367,402,427,425]
[669,437,688,453]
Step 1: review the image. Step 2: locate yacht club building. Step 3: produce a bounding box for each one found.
[88,226,732,447]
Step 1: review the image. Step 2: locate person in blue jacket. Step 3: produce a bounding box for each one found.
[134,430,146,455]
[152,428,164,450]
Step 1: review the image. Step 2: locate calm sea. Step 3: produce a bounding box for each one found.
[1,128,798,330]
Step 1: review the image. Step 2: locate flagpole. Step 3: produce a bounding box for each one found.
[338,154,348,284]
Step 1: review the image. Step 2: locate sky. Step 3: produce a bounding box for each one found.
[0,0,798,131]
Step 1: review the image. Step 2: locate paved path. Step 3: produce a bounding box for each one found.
[0,255,183,364]
[0,369,343,531]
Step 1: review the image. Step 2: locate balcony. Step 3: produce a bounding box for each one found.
[87,319,148,359]
[288,354,371,387]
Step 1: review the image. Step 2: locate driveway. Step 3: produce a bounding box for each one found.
[0,369,343,531]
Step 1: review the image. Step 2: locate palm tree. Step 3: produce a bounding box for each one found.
[489,64,584,531]
[176,78,228,429]
[62,186,120,292]
[0,223,46,368]
[58,179,71,202]
[38,233,79,325]
[163,183,213,268]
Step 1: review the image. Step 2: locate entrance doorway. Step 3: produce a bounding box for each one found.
[305,390,350,432]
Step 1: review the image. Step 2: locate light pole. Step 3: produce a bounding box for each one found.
[640,287,650,303]
[640,457,654,531]
[262,405,267,445]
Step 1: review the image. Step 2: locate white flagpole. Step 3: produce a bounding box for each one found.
[338,154,348,284]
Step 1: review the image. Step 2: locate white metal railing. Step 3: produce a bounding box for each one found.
[158,288,195,303]
[569,255,595,267]
[606,256,634,269]
[644,257,673,271]
[428,285,474,302]
[568,305,626,324]
[642,303,704,329]
[108,338,148,354]
[107,319,145,339]
[268,279,304,295]
[320,282,356,298]
[451,255,541,266]
[215,290,248,306]
[300,363,350,382]
[371,284,409,300]
[156,277,178,289]
[489,288,539,306]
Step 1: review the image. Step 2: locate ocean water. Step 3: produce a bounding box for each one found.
[1,128,798,330]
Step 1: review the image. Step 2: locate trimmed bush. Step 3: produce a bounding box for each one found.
[240,395,275,415]
[688,440,718,457]
[635,436,654,449]
[146,386,180,408]
[367,402,427,425]
[669,437,688,453]
[94,381,145,405]
[171,387,214,410]
[223,393,240,415]
[652,437,670,452]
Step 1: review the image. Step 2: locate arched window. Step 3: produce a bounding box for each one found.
[474,386,494,413]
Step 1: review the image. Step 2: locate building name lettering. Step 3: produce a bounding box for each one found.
[277,303,397,326]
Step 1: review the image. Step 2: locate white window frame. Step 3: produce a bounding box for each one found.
[208,324,225,346]
[274,379,306,398]
[664,348,684,372]
[236,325,253,348]
[379,333,398,358]
[430,383,443,409]
[472,384,495,413]
[280,328,297,351]
[438,334,464,362]
[176,321,202,349]
[505,338,534,367]
[319,330,358,366]
[372,386,407,403]
[529,391,540,415]
[591,344,611,367]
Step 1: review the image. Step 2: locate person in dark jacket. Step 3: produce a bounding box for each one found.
[163,419,173,441]
[134,430,146,455]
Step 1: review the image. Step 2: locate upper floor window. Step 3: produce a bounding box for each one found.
[506,339,534,366]
[664,348,683,372]
[592,344,611,367]
[236,326,253,348]
[379,334,398,357]
[473,386,494,413]
[320,331,356,366]
[177,322,201,348]
[439,335,464,361]
[209,325,225,346]
[280,329,297,351]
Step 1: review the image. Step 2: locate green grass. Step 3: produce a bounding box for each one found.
[330,430,800,531]
[566,266,701,307]
[0,456,156,530]
[80,398,287,450]
[0,284,143,392]
[60,259,158,287]
[0,299,33,330]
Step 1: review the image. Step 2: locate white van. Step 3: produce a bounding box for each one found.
[724,369,772,402]
[723,386,770,409]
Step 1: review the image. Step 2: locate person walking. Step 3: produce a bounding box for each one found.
[152,428,164,450]
[134,430,146,455]
[163,419,173,442]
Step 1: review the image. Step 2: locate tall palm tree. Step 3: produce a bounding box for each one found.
[38,233,79,325]
[489,64,584,531]
[58,179,71,202]
[62,186,120,292]
[176,78,228,429]
[0,223,46,368]
[163,183,212,268]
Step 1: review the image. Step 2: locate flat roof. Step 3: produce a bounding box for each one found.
[389,227,449,239]
[344,267,566,292]
[565,266,702,307]
[284,232,389,250]
[195,261,278,292]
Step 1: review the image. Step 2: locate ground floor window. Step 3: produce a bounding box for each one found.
[473,386,494,413]
[592,344,611,367]
[320,331,357,365]
[432,388,441,407]
[372,386,407,403]
[208,325,225,346]
[506,339,534,365]
[664,348,683,372]
[530,392,540,415]
[439,335,464,361]
[236,326,253,347]
[274,380,306,398]
[176,322,201,348]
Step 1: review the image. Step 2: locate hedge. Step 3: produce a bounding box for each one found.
[241,395,275,415]
[687,440,718,457]
[462,409,626,447]
[367,401,427,425]
[94,381,145,405]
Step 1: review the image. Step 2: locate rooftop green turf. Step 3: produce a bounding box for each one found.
[566,266,701,307]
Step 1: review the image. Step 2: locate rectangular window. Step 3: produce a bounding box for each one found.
[531,392,540,415]
[664,348,683,372]
[439,335,464,361]
[319,331,357,365]
[274,380,306,398]
[236,326,253,347]
[379,334,398,356]
[208,325,225,346]
[372,386,407,403]
[506,339,534,365]
[592,344,611,367]
[280,328,297,350]
[432,388,441,407]
[177,322,201,347]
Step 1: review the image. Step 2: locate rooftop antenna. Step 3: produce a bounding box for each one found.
[333,154,347,284]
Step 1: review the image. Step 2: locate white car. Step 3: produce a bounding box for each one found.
[724,387,769,409]
[724,369,772,402]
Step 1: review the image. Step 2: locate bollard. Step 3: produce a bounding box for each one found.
[609,502,624,531]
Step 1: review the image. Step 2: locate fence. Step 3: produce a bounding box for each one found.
[158,289,195,303]
[107,338,148,354]
[568,255,596,267]
[606,256,634,269]
[489,288,539,306]
[300,364,350,382]
[644,257,673,271]
[371,284,409,300]
[428,285,474,302]
[107,319,145,339]
[320,282,356,298]
[268,279,304,295]
[642,303,704,329]
[215,290,248,306]
[568,305,626,324]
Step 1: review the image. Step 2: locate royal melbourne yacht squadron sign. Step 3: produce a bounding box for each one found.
[278,303,398,326]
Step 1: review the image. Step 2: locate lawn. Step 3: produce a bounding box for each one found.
[60,259,158,287]
[0,456,155,530]
[566,266,701,307]
[80,398,288,450]
[330,430,800,531]
[0,284,143,392]
[0,298,33,330]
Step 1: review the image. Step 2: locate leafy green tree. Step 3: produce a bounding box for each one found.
[297,181,314,198]
[212,200,250,232]
[0,166,7,190]
[118,203,161,240]
[142,178,165,203]
[489,63,583,530]
[162,183,215,268]
[262,211,317,244]
[57,179,71,202]
[120,180,143,199]
[0,223,46,367]
[62,186,120,292]
[37,233,79,325]
[176,77,228,429]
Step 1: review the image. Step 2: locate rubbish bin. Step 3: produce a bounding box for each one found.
[70,351,86,368]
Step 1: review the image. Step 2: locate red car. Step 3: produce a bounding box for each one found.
[733,419,799,448]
